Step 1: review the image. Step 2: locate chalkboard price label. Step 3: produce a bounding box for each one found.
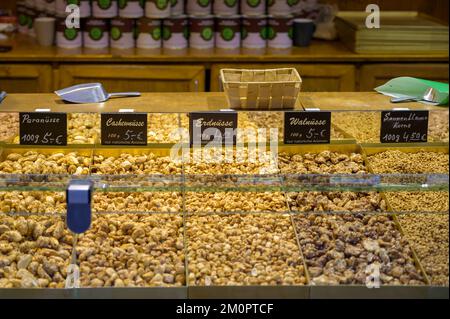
[189,112,238,146]
[380,111,429,143]
[284,111,331,144]
[101,113,148,146]
[19,112,67,146]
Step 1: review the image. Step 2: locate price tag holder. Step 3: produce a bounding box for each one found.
[19,112,67,146]
[284,111,331,144]
[189,111,238,146]
[101,113,147,146]
[380,110,429,143]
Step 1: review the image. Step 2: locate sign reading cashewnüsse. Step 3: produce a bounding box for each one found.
[101,113,148,145]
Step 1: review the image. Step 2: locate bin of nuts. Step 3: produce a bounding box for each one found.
[220,68,302,109]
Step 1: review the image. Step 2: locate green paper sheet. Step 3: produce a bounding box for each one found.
[375,77,449,106]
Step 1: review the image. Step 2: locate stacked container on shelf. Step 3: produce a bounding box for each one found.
[16,1,319,50]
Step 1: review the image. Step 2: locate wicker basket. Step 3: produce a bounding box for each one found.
[220,68,302,110]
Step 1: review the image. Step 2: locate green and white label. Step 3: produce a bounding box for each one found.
[64,28,78,40]
[201,27,213,41]
[90,27,103,40]
[151,27,161,40]
[221,27,235,41]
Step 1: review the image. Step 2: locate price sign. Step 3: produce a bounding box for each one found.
[284,111,331,144]
[380,111,429,143]
[189,112,238,146]
[101,113,147,146]
[19,112,67,146]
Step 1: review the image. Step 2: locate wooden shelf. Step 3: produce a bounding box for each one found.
[1,34,448,63]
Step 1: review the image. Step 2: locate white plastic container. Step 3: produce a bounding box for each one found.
[163,15,188,49]
[137,17,162,49]
[110,18,135,49]
[189,15,214,49]
[56,17,82,48]
[215,15,240,49]
[83,18,109,49]
[242,15,267,49]
[267,15,293,49]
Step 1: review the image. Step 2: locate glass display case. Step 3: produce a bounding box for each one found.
[0,105,448,299]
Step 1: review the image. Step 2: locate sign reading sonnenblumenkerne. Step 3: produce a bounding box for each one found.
[380,110,428,143]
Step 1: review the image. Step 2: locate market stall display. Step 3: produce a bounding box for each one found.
[0,92,448,299]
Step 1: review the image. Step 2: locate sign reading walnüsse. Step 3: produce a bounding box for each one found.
[284,111,331,144]
[19,112,67,146]
[101,113,148,145]
[189,112,238,145]
[380,110,429,143]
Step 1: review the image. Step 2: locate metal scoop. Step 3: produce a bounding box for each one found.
[55,83,141,104]
[391,87,439,104]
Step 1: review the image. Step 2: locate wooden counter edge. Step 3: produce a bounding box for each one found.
[1,92,447,113]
